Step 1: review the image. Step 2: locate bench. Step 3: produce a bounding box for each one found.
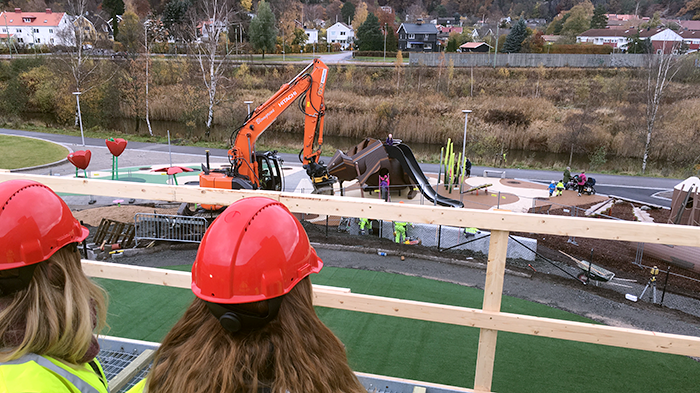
[483,170,506,178]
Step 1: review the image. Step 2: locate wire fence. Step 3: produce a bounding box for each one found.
[300,212,538,262]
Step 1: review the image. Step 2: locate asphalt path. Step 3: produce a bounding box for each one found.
[2,128,680,208]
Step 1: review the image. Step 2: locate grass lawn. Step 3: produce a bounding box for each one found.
[0,134,68,170]
[95,265,700,393]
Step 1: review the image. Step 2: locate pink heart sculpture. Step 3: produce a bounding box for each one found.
[106,138,128,157]
[67,150,92,170]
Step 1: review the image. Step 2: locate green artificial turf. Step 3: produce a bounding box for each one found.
[0,134,68,169]
[95,266,700,392]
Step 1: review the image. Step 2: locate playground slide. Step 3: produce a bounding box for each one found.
[385,144,464,208]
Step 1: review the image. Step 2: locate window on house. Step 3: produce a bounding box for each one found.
[23,18,31,23]
[408,33,415,39]
[424,34,429,39]
[340,31,345,35]
[17,37,23,43]
[36,38,40,43]
[425,44,431,49]
[49,29,53,33]
[1,29,5,32]
[16,29,21,33]
[50,38,54,44]
[33,28,39,33]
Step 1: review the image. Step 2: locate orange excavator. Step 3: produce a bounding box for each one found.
[199,59,336,196]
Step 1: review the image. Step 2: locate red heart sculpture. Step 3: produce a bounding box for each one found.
[67,150,92,170]
[106,138,128,157]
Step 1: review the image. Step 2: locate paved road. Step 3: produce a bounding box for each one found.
[2,128,680,207]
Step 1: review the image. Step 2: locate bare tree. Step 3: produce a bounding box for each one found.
[188,0,238,136]
[642,42,681,174]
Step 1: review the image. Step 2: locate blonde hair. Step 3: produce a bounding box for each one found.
[147,277,366,393]
[0,245,108,364]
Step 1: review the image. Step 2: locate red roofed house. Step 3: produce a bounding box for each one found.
[680,30,700,52]
[458,42,491,53]
[577,27,683,53]
[0,8,70,46]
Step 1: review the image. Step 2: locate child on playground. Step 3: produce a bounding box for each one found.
[548,181,556,197]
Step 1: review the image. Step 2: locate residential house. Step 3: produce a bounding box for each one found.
[304,28,318,44]
[327,22,353,50]
[677,20,700,31]
[577,27,683,53]
[459,42,491,52]
[680,30,700,52]
[397,21,439,52]
[0,8,69,46]
[605,14,650,28]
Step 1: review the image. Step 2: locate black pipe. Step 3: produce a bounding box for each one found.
[325,215,329,239]
[80,220,88,259]
[660,265,671,307]
[206,150,211,170]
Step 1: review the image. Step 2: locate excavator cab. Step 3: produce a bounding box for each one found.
[255,151,284,191]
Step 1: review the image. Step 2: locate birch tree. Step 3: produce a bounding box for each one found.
[642,42,680,174]
[188,0,237,136]
[56,0,106,127]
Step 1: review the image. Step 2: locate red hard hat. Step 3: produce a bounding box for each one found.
[0,180,89,270]
[192,197,323,304]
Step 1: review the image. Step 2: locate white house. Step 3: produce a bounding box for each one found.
[0,8,69,46]
[577,27,683,53]
[304,28,318,44]
[326,22,353,50]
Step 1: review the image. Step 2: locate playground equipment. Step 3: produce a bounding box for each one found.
[67,150,91,177]
[327,138,463,208]
[106,138,128,180]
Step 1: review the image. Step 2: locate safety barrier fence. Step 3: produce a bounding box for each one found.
[133,213,208,243]
[2,172,700,393]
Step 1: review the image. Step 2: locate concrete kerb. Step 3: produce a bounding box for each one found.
[3,133,73,172]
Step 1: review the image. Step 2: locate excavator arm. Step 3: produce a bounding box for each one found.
[228,59,331,189]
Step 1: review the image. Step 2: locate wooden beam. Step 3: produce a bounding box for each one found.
[3,173,700,247]
[81,261,351,294]
[474,230,509,392]
[107,349,155,393]
[312,289,700,358]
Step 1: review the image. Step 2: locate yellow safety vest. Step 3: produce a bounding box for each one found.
[126,378,146,393]
[0,353,108,393]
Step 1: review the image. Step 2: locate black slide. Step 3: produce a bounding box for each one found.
[385,144,464,208]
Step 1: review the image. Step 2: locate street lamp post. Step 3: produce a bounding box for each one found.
[460,110,471,193]
[74,91,85,146]
[244,100,254,115]
[383,23,387,62]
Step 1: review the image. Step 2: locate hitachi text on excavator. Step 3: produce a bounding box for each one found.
[199,59,336,199]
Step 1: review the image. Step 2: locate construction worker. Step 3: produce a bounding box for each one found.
[464,227,479,237]
[394,221,408,243]
[556,180,565,196]
[128,197,365,393]
[0,180,109,392]
[359,218,372,235]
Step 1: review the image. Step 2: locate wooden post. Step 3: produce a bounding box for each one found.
[474,229,509,392]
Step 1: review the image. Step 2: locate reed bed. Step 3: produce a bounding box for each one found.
[4,58,700,175]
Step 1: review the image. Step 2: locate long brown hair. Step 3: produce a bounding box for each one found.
[147,277,365,393]
[0,245,108,364]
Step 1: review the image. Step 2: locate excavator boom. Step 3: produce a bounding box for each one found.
[199,59,334,194]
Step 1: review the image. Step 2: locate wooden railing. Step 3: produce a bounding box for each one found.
[3,173,700,393]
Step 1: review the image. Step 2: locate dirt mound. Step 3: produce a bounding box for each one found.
[72,205,180,227]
